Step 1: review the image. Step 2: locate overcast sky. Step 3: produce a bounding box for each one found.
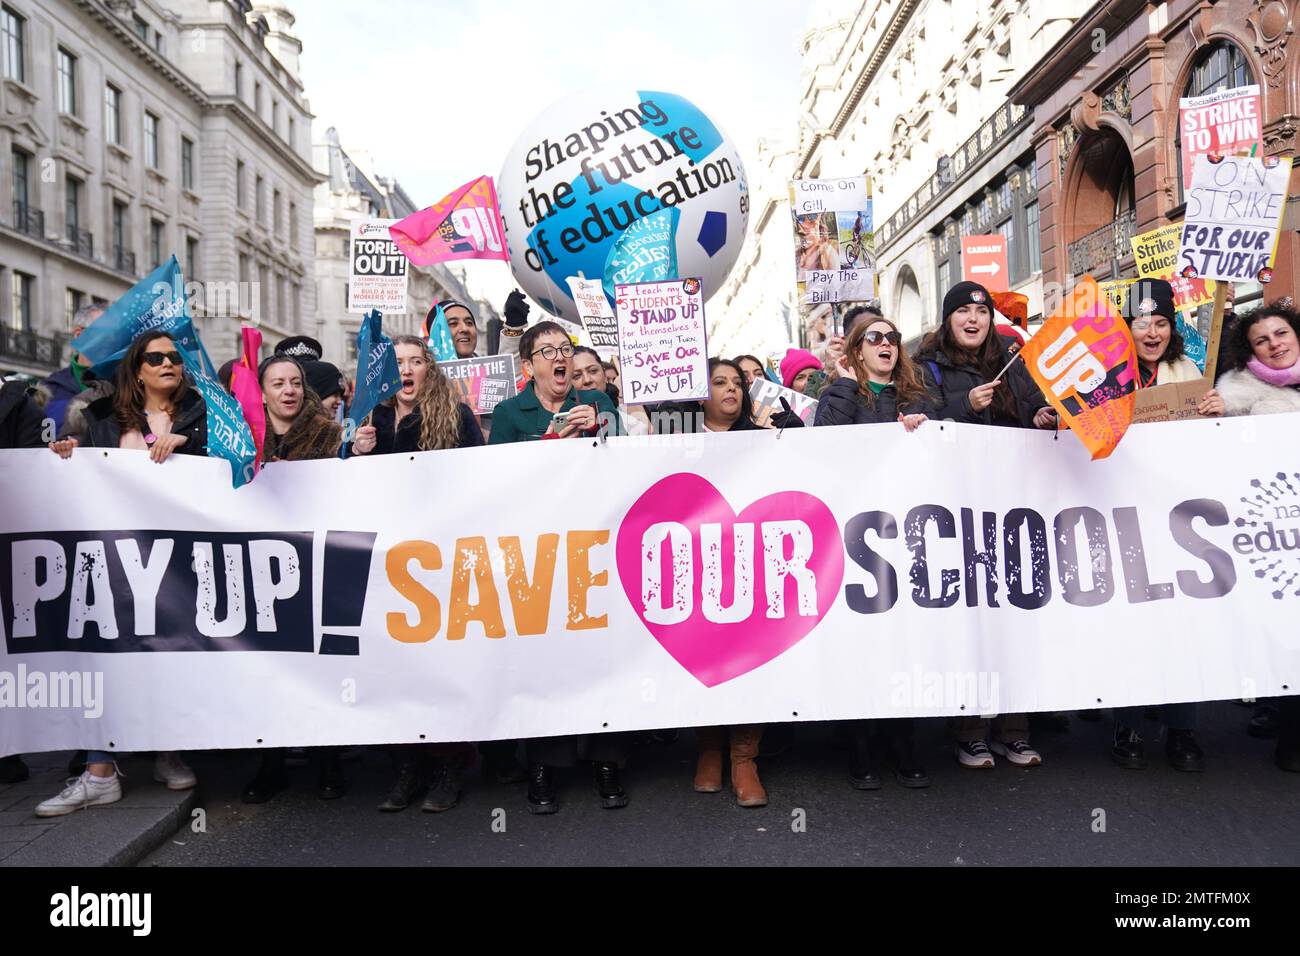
[294,0,809,304]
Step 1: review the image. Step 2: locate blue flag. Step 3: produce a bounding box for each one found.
[425,303,457,363]
[349,310,402,427]
[603,207,680,302]
[1177,315,1209,372]
[178,345,258,489]
[75,257,216,380]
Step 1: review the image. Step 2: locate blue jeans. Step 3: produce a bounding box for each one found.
[87,750,115,764]
[1116,703,1197,731]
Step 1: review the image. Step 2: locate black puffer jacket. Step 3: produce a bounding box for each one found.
[74,390,208,453]
[0,381,45,449]
[368,401,483,455]
[914,343,1047,428]
[814,377,937,426]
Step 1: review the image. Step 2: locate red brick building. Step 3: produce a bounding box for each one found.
[1011,0,1299,313]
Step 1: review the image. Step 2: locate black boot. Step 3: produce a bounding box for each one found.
[422,757,465,813]
[0,754,28,784]
[848,725,882,790]
[1111,724,1146,769]
[481,741,527,785]
[1248,703,1279,739]
[593,761,628,809]
[888,727,930,789]
[317,750,347,799]
[242,749,289,804]
[1166,729,1205,772]
[377,755,425,812]
[526,764,558,814]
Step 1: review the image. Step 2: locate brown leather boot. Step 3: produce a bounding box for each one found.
[730,725,768,807]
[693,726,726,792]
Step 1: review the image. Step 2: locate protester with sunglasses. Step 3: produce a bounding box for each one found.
[486,321,626,813]
[814,316,933,788]
[915,281,1055,770]
[38,332,206,815]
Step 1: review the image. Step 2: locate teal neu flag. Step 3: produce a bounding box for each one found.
[349,310,403,426]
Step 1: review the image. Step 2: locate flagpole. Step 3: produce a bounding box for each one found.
[992,349,1024,383]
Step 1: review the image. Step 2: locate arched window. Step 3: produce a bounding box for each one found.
[1175,42,1255,199]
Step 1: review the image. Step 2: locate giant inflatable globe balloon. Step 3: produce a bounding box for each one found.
[498,89,749,323]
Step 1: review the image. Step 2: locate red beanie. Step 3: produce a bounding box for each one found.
[780,348,822,389]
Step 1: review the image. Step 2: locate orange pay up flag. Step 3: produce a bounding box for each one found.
[1019,276,1138,460]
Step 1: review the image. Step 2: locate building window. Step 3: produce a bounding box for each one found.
[112,200,126,256]
[273,188,282,235]
[288,116,295,150]
[65,175,81,237]
[181,136,195,190]
[238,253,249,285]
[260,265,270,321]
[58,47,77,114]
[256,174,265,223]
[11,146,28,211]
[1175,42,1255,200]
[234,61,243,100]
[254,80,262,116]
[105,84,122,146]
[150,219,164,268]
[271,100,278,134]
[276,275,286,328]
[289,201,298,245]
[293,283,301,331]
[236,159,246,208]
[10,271,33,332]
[937,259,950,306]
[144,111,160,168]
[1025,201,1040,274]
[65,288,85,330]
[152,30,163,54]
[1,5,23,83]
[132,14,148,42]
[186,236,199,280]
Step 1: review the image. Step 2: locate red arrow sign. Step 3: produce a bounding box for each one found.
[961,234,1008,286]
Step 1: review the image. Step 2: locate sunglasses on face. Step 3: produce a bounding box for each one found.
[862,330,902,347]
[142,351,183,367]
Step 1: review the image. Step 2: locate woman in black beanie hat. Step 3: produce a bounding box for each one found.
[302,360,345,418]
[914,281,1056,771]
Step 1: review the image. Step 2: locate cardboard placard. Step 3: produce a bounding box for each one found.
[614,277,709,405]
[349,218,409,314]
[749,377,817,428]
[439,354,521,415]
[1132,377,1213,425]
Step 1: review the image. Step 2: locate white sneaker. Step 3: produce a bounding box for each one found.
[153,752,197,790]
[990,739,1042,767]
[955,739,995,768]
[35,771,123,817]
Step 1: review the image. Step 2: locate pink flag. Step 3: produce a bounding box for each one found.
[389,175,510,266]
[230,325,266,475]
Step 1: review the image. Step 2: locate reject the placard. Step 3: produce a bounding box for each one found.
[440,354,520,415]
[614,277,709,405]
[1179,154,1292,282]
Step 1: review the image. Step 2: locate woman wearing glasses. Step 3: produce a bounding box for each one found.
[39,331,207,816]
[488,321,627,814]
[815,316,934,791]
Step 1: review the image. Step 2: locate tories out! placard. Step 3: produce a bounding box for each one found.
[349,218,409,314]
[614,277,709,405]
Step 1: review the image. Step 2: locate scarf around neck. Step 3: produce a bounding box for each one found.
[1246,356,1300,387]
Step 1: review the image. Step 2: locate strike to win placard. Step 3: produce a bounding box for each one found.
[1178,84,1262,187]
[349,218,409,314]
[614,278,709,405]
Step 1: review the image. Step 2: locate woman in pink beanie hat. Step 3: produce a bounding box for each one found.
[780,348,823,392]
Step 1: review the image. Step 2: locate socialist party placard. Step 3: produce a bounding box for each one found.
[349,218,409,314]
[615,278,709,405]
[1179,155,1292,282]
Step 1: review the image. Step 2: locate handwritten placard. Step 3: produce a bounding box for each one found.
[614,277,709,405]
[1179,155,1292,282]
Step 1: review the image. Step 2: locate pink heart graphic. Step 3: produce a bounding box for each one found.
[616,473,844,687]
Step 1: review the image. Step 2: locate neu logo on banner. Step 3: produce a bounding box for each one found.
[1231,471,1300,600]
[615,474,844,687]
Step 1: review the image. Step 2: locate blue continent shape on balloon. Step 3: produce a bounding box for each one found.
[527,175,652,314]
[698,211,727,258]
[635,90,725,163]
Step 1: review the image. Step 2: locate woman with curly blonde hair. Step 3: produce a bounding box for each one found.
[354,335,483,454]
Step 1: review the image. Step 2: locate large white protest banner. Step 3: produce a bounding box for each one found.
[614,277,709,405]
[348,218,409,314]
[1179,154,1292,282]
[2,415,1298,756]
